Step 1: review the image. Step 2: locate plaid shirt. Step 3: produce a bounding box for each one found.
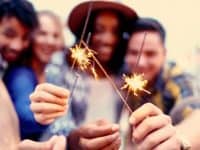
[125,62,196,114]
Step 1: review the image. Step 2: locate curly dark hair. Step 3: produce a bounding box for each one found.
[0,0,38,31]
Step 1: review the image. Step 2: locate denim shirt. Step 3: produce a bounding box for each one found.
[41,51,89,140]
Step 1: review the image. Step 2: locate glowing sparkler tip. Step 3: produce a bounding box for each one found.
[70,44,93,70]
[122,73,150,96]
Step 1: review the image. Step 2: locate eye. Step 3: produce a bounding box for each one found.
[53,33,59,39]
[2,28,17,38]
[146,51,156,57]
[128,49,139,56]
[37,30,47,36]
[94,25,105,34]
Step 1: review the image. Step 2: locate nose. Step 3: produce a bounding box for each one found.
[10,38,24,52]
[46,35,56,46]
[102,32,117,45]
[137,55,147,68]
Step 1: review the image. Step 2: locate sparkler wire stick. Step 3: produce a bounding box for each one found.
[68,73,80,105]
[133,32,147,70]
[71,59,76,70]
[125,90,130,102]
[123,32,149,102]
[68,2,93,106]
[79,2,93,46]
[86,32,91,44]
[92,55,132,113]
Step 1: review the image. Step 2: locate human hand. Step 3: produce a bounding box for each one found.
[30,83,69,125]
[129,103,181,150]
[18,135,66,150]
[68,119,121,150]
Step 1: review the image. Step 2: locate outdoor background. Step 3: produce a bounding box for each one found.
[29,0,200,74]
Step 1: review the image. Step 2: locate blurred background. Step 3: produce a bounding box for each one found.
[29,0,200,74]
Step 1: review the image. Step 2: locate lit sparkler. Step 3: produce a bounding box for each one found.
[122,32,150,98]
[122,74,150,96]
[70,44,93,70]
[68,1,93,104]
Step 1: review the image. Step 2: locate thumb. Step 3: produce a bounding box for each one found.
[18,139,51,150]
[52,135,66,150]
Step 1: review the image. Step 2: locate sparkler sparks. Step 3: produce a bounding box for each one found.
[70,44,93,70]
[122,74,150,96]
[122,32,150,97]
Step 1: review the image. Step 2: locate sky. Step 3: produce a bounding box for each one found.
[29,0,200,72]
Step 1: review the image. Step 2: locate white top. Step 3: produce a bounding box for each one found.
[85,77,118,123]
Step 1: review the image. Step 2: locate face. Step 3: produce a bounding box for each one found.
[32,14,63,64]
[0,17,29,63]
[90,11,120,64]
[125,31,166,82]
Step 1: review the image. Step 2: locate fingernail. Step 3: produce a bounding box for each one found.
[129,117,135,125]
[132,137,136,143]
[112,132,119,138]
[112,124,119,131]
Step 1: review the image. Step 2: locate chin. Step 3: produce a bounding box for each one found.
[4,56,17,63]
[99,57,110,64]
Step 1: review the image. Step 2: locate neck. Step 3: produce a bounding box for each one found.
[31,58,46,83]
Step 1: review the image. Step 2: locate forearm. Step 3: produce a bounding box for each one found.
[0,80,20,149]
[175,109,200,150]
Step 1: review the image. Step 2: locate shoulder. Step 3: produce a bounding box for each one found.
[163,62,193,80]
[163,62,195,97]
[3,65,36,86]
[5,65,34,78]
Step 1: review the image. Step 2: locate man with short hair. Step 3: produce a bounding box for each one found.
[123,17,200,150]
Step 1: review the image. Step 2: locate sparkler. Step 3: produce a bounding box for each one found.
[68,1,93,104]
[122,74,150,96]
[122,32,150,98]
[68,73,80,105]
[70,45,93,70]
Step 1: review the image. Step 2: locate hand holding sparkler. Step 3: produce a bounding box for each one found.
[30,83,69,125]
[129,103,181,149]
[68,119,121,150]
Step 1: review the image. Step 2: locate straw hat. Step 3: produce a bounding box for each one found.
[68,0,138,36]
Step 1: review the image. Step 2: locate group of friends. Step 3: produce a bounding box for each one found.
[1,0,200,149]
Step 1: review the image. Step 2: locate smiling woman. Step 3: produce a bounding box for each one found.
[33,11,64,65]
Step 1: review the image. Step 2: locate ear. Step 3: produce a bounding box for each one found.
[163,47,167,56]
